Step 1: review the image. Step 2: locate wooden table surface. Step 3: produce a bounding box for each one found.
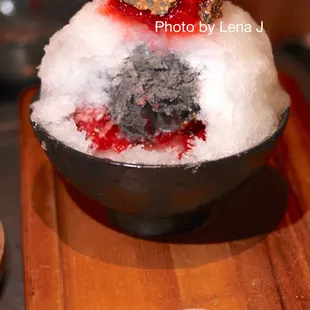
[21,77,310,310]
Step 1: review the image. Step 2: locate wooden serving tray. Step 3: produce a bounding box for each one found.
[21,77,310,310]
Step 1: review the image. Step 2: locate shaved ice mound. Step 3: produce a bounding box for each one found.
[31,0,290,165]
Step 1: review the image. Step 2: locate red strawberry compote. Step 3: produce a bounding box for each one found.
[73,106,206,159]
[102,0,202,32]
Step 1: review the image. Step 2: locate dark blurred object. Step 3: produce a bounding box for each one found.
[0,222,4,279]
[0,0,89,87]
[0,18,58,85]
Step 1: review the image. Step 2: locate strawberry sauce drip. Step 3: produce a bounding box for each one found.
[74,107,131,153]
[74,106,206,158]
[102,0,201,32]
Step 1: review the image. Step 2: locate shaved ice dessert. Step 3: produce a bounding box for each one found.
[31,0,290,165]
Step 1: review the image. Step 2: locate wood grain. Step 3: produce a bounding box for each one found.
[21,77,310,310]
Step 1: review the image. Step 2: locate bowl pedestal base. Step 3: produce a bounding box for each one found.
[106,207,213,238]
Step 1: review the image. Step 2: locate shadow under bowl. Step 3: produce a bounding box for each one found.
[30,99,290,238]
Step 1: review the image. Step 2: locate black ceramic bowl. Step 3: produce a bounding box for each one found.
[30,94,289,237]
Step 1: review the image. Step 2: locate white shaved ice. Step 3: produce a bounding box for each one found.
[31,0,290,165]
